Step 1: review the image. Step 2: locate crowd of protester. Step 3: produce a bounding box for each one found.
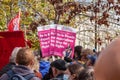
[0,37,120,80]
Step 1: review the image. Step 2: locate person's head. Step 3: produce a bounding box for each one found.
[16,48,35,68]
[94,37,120,80]
[81,48,93,56]
[86,55,96,66]
[9,47,22,63]
[50,59,67,77]
[68,63,84,80]
[81,49,93,63]
[77,67,94,80]
[74,45,82,60]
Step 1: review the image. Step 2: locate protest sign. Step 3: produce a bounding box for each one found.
[37,24,76,58]
[54,25,76,58]
[37,25,50,57]
[50,24,57,55]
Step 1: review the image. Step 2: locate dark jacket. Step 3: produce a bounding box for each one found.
[50,74,69,80]
[56,74,65,80]
[0,62,16,77]
[0,65,40,80]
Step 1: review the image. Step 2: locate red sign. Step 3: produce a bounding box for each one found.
[0,31,25,70]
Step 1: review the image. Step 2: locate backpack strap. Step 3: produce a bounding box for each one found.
[6,70,15,78]
[24,73,35,80]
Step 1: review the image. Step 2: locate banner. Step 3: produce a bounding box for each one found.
[0,31,25,70]
[8,11,21,31]
[37,24,76,58]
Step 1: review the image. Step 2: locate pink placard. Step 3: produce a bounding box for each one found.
[37,24,76,58]
[37,25,50,57]
[49,24,57,55]
[54,25,76,58]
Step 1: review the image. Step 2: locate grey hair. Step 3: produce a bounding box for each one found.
[9,47,22,63]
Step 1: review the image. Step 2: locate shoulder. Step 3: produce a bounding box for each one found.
[26,72,41,80]
[0,73,9,80]
[0,63,15,76]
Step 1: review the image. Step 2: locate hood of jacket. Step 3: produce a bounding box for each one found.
[12,65,34,76]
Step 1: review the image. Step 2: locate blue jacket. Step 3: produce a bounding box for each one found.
[39,60,50,77]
